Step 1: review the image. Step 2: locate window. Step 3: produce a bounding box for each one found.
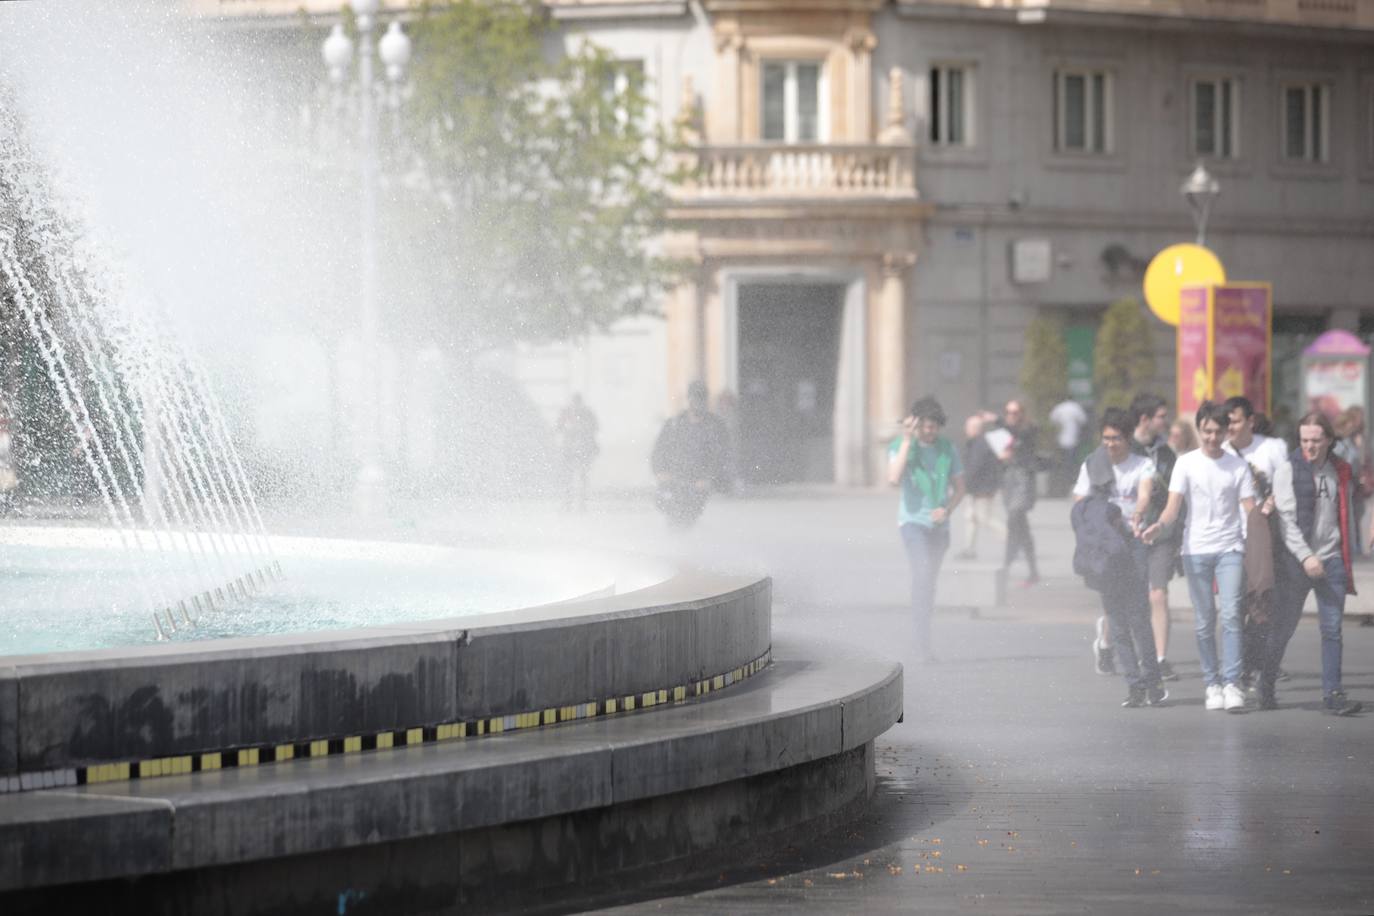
[929,64,976,147]
[1193,77,1240,159]
[761,61,823,143]
[1282,81,1331,162]
[1054,68,1113,154]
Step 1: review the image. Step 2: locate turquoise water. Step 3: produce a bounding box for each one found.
[0,544,576,656]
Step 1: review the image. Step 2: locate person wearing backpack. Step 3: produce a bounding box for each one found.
[1072,407,1167,708]
[888,396,965,664]
[998,399,1041,587]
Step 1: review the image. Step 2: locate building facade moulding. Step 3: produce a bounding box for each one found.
[704,0,883,13]
[666,199,933,224]
[882,250,918,277]
[664,215,925,261]
[891,0,1374,33]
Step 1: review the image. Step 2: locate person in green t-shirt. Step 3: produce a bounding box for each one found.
[888,396,965,663]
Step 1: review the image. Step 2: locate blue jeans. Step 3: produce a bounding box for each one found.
[1182,552,1245,687]
[1265,555,1348,697]
[901,522,950,660]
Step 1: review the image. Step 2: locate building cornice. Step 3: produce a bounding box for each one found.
[892,0,1374,39]
[704,0,883,12]
[927,204,1374,238]
[547,0,689,19]
[667,198,935,221]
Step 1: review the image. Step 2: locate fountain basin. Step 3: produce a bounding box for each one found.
[0,529,768,785]
[1,525,630,655]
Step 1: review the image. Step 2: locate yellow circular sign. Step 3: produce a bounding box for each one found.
[1142,244,1226,326]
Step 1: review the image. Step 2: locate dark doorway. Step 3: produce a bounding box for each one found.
[737,283,844,484]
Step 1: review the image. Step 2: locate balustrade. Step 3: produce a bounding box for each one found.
[674,143,917,199]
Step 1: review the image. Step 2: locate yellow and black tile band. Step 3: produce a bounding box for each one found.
[1,648,772,795]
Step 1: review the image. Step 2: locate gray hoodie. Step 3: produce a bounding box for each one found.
[1273,458,1341,564]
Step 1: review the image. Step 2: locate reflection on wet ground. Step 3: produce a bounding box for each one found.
[560,495,1374,915]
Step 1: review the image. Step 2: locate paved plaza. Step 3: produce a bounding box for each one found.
[382,489,1374,914]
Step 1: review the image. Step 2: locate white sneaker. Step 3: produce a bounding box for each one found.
[1204,684,1224,711]
[1223,683,1246,713]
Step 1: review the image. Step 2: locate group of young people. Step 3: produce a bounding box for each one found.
[888,391,1363,716]
[1072,394,1362,714]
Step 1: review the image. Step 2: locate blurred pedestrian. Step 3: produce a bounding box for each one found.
[1168,418,1198,455]
[1262,411,1363,715]
[555,393,599,513]
[1270,403,1297,450]
[888,396,965,663]
[1126,394,1182,682]
[957,411,1005,560]
[651,381,727,528]
[1071,407,1165,707]
[999,399,1041,587]
[1143,402,1256,713]
[1049,396,1088,497]
[1333,407,1367,550]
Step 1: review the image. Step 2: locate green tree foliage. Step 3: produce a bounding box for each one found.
[396,0,673,348]
[1093,297,1156,411]
[1019,314,1069,428]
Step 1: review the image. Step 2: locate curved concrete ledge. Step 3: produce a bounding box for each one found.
[0,571,770,777]
[0,636,902,905]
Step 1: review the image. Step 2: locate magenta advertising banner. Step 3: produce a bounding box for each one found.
[1210,284,1272,414]
[1177,286,1211,415]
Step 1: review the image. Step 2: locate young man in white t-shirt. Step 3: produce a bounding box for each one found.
[1223,395,1290,687]
[1223,396,1288,508]
[1073,408,1165,706]
[1144,402,1256,712]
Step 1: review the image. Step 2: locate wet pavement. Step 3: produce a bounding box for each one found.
[376,490,1374,914]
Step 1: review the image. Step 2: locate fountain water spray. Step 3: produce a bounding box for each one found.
[0,87,280,638]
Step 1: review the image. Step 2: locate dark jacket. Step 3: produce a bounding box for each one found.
[963,434,1003,497]
[651,410,728,488]
[1289,448,1358,595]
[1243,506,1277,625]
[1001,423,1039,513]
[1070,449,1134,593]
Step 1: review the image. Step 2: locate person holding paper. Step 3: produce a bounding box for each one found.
[889,396,965,663]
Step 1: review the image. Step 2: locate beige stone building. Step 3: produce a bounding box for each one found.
[193,0,1374,488]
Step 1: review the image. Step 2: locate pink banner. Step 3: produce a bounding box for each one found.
[1177,286,1211,415]
[1304,359,1367,421]
[1211,285,1271,414]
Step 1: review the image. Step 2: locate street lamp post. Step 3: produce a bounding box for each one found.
[1180,161,1221,247]
[322,1,410,517]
